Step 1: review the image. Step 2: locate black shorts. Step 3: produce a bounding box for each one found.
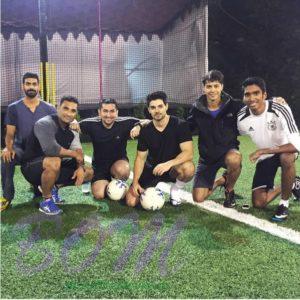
[193,157,226,189]
[92,157,128,183]
[21,157,77,186]
[139,164,176,189]
[252,155,281,190]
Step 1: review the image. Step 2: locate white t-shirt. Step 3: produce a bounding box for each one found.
[237,101,300,162]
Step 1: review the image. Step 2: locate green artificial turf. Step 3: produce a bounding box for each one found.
[1,136,300,298]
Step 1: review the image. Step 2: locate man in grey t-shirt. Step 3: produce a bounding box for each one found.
[21,96,93,215]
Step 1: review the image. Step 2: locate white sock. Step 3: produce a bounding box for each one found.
[170,180,185,202]
[279,199,289,208]
[174,179,185,189]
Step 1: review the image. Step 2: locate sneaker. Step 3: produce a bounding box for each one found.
[223,189,236,208]
[0,197,11,212]
[51,186,64,205]
[170,198,182,206]
[39,199,62,215]
[170,184,183,206]
[272,204,288,222]
[292,176,300,200]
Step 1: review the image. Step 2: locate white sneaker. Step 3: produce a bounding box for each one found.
[170,184,183,206]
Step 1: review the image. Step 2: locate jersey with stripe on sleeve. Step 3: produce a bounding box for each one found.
[237,100,300,162]
[79,116,139,169]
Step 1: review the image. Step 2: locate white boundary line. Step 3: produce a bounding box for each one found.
[84,155,300,245]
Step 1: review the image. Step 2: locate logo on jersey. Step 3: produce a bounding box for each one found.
[226,113,233,117]
[267,120,277,131]
[248,126,255,132]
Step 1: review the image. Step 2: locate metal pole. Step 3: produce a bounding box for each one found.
[38,0,49,101]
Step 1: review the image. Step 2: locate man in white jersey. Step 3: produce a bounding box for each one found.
[237,77,300,221]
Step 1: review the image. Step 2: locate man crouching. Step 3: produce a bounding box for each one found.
[21,96,93,215]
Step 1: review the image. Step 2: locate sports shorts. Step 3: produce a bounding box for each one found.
[139,164,176,189]
[193,157,226,189]
[92,157,128,183]
[21,157,77,186]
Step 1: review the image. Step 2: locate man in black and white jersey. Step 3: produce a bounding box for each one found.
[78,98,150,200]
[237,77,300,221]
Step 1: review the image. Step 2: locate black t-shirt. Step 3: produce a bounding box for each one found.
[80,116,138,168]
[137,116,192,167]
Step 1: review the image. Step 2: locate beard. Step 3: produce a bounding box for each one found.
[25,89,38,98]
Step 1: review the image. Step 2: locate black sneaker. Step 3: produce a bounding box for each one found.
[272,204,288,222]
[223,189,236,208]
[292,176,300,200]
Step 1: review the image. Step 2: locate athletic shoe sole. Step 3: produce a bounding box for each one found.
[39,207,62,215]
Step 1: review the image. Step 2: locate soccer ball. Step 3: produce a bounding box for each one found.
[106,179,128,201]
[140,187,165,211]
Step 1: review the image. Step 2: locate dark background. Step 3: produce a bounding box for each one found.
[208,0,300,123]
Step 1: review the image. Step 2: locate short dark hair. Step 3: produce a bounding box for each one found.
[99,98,118,110]
[59,95,79,105]
[22,72,39,84]
[241,77,266,93]
[146,91,167,107]
[202,70,224,85]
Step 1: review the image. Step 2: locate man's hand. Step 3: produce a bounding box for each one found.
[74,152,84,165]
[1,147,15,163]
[72,167,85,186]
[153,161,173,176]
[132,182,144,196]
[273,97,287,105]
[249,149,264,163]
[69,120,81,132]
[130,125,141,139]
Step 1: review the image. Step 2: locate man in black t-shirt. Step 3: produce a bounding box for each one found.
[126,91,195,207]
[79,98,149,200]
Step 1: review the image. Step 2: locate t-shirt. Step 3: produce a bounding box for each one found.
[23,114,82,162]
[4,98,56,149]
[237,100,300,162]
[79,116,139,168]
[137,115,192,167]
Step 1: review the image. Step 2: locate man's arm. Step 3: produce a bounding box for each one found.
[249,144,298,163]
[153,140,193,176]
[132,150,148,195]
[130,119,152,139]
[2,125,16,163]
[34,120,83,164]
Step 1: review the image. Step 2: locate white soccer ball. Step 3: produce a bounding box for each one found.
[106,179,128,201]
[140,187,165,211]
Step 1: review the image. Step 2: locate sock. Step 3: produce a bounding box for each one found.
[170,180,185,202]
[279,199,289,208]
[43,197,52,202]
[174,179,185,189]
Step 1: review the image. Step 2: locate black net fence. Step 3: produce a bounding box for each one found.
[1,0,207,108]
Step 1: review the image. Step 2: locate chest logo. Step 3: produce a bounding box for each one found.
[249,126,255,132]
[267,120,277,131]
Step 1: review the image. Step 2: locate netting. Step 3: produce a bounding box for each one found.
[1,1,207,108]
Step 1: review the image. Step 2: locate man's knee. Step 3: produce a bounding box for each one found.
[193,188,209,203]
[111,161,130,180]
[225,151,242,169]
[176,161,195,181]
[125,188,139,207]
[280,153,295,169]
[252,191,267,208]
[43,157,61,172]
[93,190,105,200]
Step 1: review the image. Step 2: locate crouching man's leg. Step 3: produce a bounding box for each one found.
[169,161,195,206]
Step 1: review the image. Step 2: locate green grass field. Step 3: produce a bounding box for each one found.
[1,136,300,298]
